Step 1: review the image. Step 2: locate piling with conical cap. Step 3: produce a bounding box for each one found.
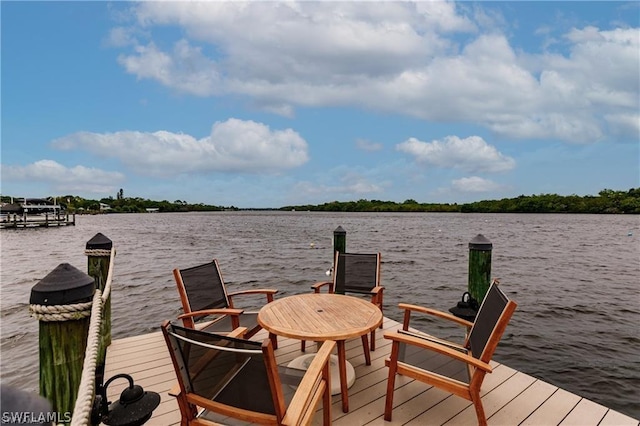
[30,263,95,418]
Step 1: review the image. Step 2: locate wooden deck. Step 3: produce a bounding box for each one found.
[104,317,639,425]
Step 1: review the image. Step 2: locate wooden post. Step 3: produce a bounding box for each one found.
[468,234,492,303]
[333,226,346,254]
[30,263,95,419]
[86,233,112,386]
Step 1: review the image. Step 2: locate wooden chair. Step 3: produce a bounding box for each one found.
[162,321,335,426]
[173,259,278,347]
[302,252,383,352]
[384,282,517,426]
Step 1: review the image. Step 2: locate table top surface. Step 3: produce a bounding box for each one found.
[257,293,383,341]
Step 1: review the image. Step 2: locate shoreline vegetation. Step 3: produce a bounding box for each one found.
[1,188,639,215]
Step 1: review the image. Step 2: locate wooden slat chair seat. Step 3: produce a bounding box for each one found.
[174,259,278,348]
[162,321,335,426]
[384,282,517,426]
[302,252,383,353]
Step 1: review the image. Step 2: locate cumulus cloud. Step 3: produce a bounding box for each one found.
[396,135,515,173]
[51,118,309,176]
[110,2,639,143]
[1,160,125,193]
[450,176,505,192]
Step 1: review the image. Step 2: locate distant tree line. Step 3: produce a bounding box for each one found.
[280,188,640,214]
[2,188,638,214]
[0,194,236,214]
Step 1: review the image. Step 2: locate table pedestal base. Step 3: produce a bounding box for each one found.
[287,354,355,395]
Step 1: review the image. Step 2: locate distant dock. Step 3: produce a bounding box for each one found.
[1,198,75,229]
[1,213,75,229]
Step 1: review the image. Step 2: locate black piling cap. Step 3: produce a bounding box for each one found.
[469,234,492,251]
[86,233,113,250]
[334,226,346,236]
[30,263,95,305]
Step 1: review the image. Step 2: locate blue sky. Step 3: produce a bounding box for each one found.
[2,1,639,208]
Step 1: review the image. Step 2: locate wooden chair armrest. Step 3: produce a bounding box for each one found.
[177,308,244,320]
[225,326,248,339]
[227,289,278,304]
[384,331,492,372]
[227,288,278,297]
[284,340,336,424]
[398,303,474,328]
[310,281,333,293]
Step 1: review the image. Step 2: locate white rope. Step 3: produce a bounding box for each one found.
[70,288,103,426]
[29,302,92,321]
[100,248,115,304]
[84,248,112,257]
[69,246,116,425]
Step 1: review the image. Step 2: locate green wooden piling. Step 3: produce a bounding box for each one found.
[30,263,95,419]
[86,233,113,382]
[468,234,493,303]
[333,226,346,254]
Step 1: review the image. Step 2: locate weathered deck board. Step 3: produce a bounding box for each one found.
[104,317,639,426]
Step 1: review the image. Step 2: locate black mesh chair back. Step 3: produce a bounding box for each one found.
[165,323,279,416]
[176,260,229,318]
[467,282,510,361]
[335,252,380,295]
[163,322,333,425]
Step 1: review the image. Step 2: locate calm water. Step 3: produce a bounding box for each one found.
[1,212,639,419]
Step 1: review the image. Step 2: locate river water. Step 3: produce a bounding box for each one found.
[1,212,638,419]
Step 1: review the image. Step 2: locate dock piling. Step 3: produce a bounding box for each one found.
[468,234,493,303]
[333,226,346,254]
[29,263,95,420]
[86,233,113,386]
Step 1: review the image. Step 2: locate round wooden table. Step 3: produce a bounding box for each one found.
[258,293,383,413]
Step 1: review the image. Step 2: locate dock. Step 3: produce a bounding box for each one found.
[104,316,639,426]
[0,213,75,229]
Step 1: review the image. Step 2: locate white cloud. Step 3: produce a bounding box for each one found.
[1,160,125,193]
[604,113,640,138]
[104,27,138,48]
[51,118,309,176]
[118,40,222,96]
[450,176,504,192]
[111,2,639,143]
[396,135,515,173]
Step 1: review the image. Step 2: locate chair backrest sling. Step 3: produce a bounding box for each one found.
[175,260,230,316]
[334,252,380,295]
[164,322,279,416]
[467,283,516,362]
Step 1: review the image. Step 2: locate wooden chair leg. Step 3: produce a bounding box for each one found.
[384,341,400,421]
[361,335,371,365]
[471,392,487,426]
[322,363,331,426]
[370,329,376,351]
[301,340,306,352]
